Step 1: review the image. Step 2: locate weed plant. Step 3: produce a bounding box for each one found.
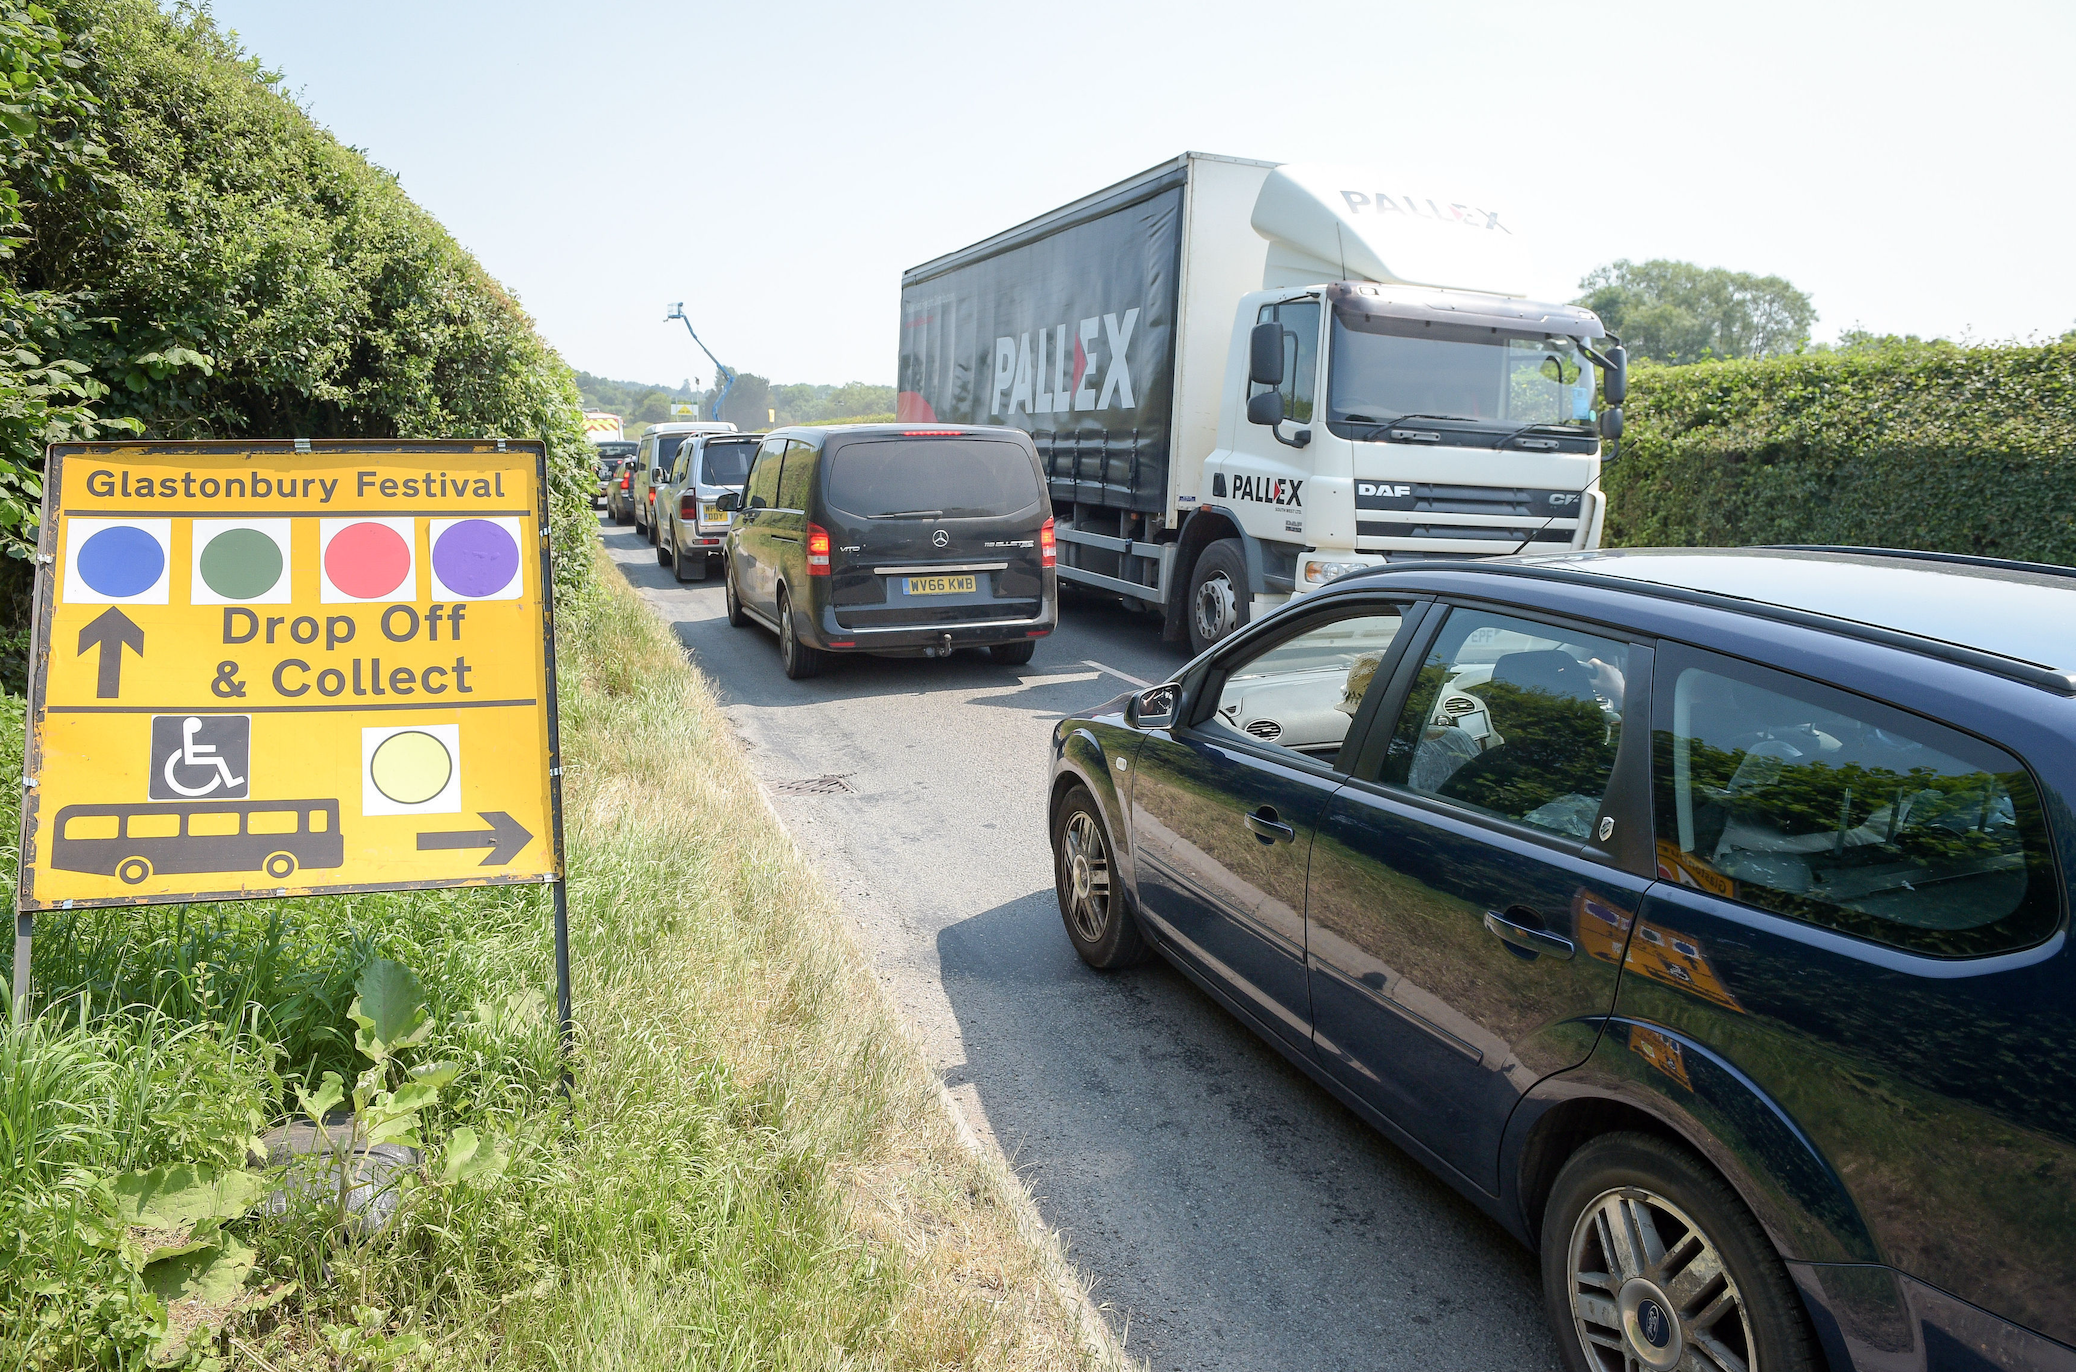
[0,563,1110,1369]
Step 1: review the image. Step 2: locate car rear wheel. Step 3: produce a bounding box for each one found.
[724,561,748,627]
[612,499,630,526]
[1052,786,1149,969]
[1543,1132,1820,1372]
[777,591,824,680]
[989,640,1035,666]
[1187,537,1251,654]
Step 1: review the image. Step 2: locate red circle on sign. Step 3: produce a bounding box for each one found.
[324,521,411,599]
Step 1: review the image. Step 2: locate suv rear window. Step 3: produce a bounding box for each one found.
[702,440,754,487]
[825,438,1041,519]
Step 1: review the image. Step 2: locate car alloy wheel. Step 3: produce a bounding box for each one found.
[1061,809,1111,944]
[1567,1186,1755,1372]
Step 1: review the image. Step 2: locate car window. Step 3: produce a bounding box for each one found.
[824,438,1041,519]
[775,439,816,511]
[744,439,785,509]
[1381,607,1630,841]
[1652,647,2060,958]
[1202,607,1407,768]
[653,434,686,475]
[702,440,754,487]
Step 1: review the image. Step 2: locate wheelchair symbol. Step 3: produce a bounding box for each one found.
[148,714,251,802]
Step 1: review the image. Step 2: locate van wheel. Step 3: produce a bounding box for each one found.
[264,852,297,880]
[645,511,659,545]
[724,562,748,627]
[1052,787,1148,969]
[989,640,1035,666]
[1187,538,1251,654]
[116,856,151,885]
[777,592,824,680]
[1542,1132,1820,1372]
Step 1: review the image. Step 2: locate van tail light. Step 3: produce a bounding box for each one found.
[807,522,831,575]
[1040,517,1056,568]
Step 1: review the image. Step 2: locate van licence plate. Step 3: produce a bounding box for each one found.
[904,575,976,595]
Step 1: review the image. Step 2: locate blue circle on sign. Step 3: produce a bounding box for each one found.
[77,526,164,597]
[1637,1299,1671,1348]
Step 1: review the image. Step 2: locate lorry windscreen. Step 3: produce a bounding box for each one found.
[1328,315,1597,430]
[701,440,755,487]
[826,439,1042,520]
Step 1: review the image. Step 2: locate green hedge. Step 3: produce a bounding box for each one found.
[6,2,593,591]
[1604,344,2076,564]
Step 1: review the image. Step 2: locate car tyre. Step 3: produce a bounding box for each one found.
[724,561,749,627]
[989,640,1036,666]
[1187,537,1251,655]
[612,500,630,527]
[777,591,824,680]
[1052,785,1149,969]
[1542,1131,1821,1372]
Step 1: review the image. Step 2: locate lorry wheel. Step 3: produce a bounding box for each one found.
[989,640,1035,666]
[777,592,824,680]
[1542,1132,1820,1372]
[1187,538,1251,654]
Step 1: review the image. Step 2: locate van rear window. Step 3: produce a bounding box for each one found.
[825,439,1041,519]
[702,441,755,487]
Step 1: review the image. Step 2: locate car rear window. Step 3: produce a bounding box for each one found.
[825,438,1041,519]
[702,441,754,487]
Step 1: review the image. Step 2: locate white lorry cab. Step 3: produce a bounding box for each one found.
[897,153,1627,652]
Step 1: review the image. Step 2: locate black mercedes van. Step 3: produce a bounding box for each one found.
[717,424,1058,679]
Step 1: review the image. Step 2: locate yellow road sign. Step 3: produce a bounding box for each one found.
[17,440,563,910]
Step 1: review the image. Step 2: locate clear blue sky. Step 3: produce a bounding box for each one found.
[205,0,2076,389]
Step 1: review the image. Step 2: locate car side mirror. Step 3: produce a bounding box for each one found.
[1248,322,1284,387]
[715,490,741,512]
[747,494,767,510]
[1246,390,1285,427]
[1602,345,1628,405]
[1127,683,1180,729]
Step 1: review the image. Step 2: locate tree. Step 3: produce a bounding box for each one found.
[1575,259,1816,365]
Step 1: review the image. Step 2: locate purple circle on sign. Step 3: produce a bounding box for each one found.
[431,519,519,598]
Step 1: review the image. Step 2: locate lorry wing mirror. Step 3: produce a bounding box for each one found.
[1248,322,1284,387]
[1247,390,1285,427]
[1600,407,1624,441]
[1602,344,1628,405]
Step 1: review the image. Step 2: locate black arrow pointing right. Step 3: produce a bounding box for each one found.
[416,811,533,866]
[77,607,144,699]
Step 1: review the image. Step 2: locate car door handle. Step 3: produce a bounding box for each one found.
[1483,910,1575,960]
[1244,808,1296,844]
[771,534,798,543]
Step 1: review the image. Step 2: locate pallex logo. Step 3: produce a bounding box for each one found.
[1211,473,1303,508]
[1337,191,1512,233]
[990,308,1140,418]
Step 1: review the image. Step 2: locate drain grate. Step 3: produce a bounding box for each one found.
[771,774,854,796]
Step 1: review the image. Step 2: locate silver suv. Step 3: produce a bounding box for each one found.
[632,421,736,542]
[654,431,762,582]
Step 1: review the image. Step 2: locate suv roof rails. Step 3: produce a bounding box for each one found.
[1351,559,2076,698]
[1762,544,2076,582]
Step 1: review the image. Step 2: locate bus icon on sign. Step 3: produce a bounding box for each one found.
[150,715,250,800]
[51,800,344,885]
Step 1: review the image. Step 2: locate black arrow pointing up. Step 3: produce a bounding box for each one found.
[77,607,144,699]
[416,811,533,866]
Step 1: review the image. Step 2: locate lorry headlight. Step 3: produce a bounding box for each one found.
[1302,558,1369,585]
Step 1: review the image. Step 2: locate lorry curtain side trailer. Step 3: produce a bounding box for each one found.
[897,151,1625,652]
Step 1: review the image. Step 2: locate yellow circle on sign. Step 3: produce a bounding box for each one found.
[370,730,452,805]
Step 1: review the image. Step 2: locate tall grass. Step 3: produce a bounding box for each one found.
[0,561,1114,1369]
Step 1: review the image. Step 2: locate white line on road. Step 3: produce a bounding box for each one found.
[1082,659,1153,689]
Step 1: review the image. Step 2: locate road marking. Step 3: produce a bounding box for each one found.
[1082,658,1152,689]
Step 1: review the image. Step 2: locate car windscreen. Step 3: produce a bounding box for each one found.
[824,438,1042,520]
[701,440,755,487]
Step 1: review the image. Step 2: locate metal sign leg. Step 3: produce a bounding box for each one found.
[552,879,572,1089]
[11,912,29,1028]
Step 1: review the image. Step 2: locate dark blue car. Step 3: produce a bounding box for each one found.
[1047,547,2075,1372]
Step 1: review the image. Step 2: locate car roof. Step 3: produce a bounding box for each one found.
[1345,546,2076,692]
[645,421,735,436]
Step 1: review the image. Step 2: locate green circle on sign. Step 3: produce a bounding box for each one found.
[199,527,283,599]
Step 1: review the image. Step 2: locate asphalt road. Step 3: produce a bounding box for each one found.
[599,514,1565,1372]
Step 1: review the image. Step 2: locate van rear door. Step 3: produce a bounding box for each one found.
[820,433,1047,630]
